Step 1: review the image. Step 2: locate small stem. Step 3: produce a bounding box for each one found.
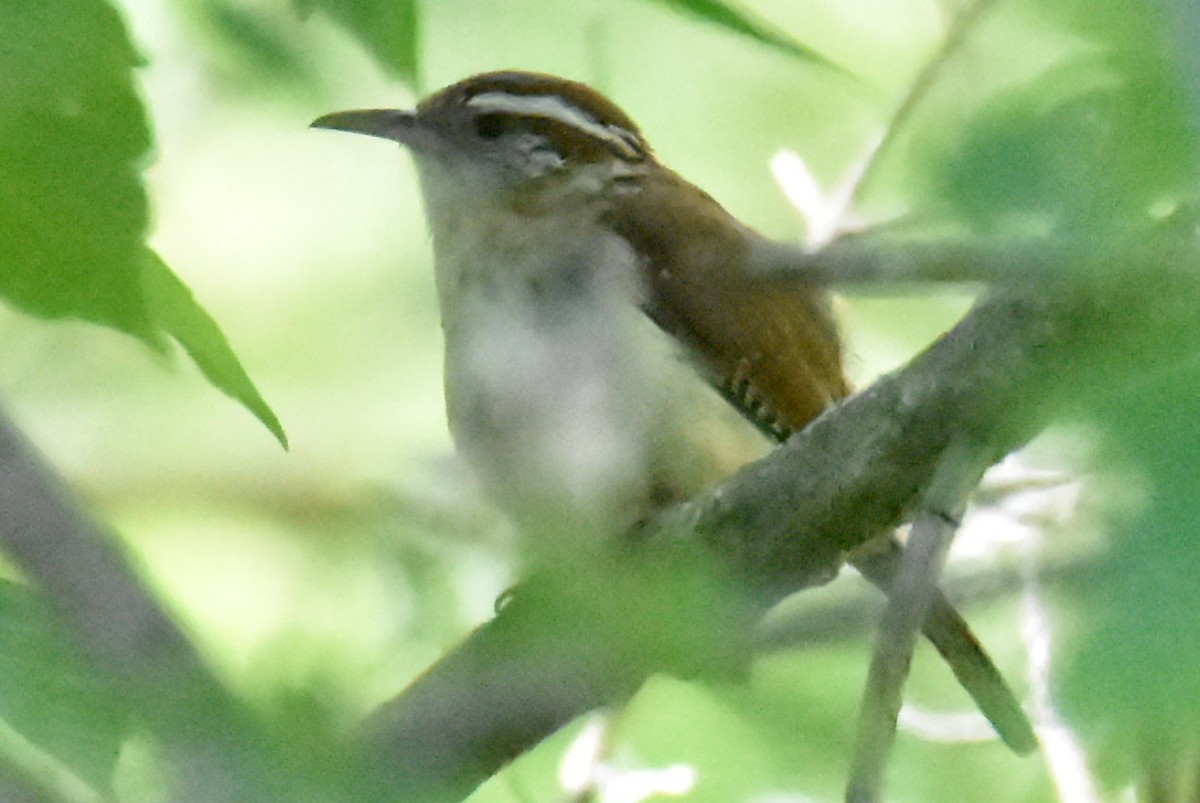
[849,0,1004,209]
[846,439,989,803]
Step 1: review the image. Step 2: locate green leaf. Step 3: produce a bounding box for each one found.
[934,55,1193,233]
[1058,363,1200,781]
[641,0,841,70]
[143,254,288,449]
[0,0,286,446]
[185,0,319,95]
[294,0,420,84]
[0,0,156,341]
[913,0,1195,232]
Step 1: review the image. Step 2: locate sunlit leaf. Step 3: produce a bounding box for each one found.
[0,0,286,445]
[0,0,156,340]
[143,254,288,449]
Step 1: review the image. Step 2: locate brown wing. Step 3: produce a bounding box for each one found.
[603,167,850,439]
[605,169,1035,753]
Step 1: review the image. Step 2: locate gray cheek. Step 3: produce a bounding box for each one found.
[509,133,564,176]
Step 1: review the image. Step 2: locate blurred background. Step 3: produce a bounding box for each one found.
[1,0,1195,800]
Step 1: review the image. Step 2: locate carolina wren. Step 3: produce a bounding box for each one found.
[314,71,845,543]
[313,71,1031,751]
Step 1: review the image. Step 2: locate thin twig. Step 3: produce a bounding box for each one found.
[769,0,1004,249]
[850,0,1006,207]
[359,227,1200,799]
[847,440,991,803]
[757,543,1090,654]
[755,209,1199,286]
[358,280,1160,798]
[851,539,1035,754]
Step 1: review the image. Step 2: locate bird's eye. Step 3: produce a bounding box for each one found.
[474,114,508,140]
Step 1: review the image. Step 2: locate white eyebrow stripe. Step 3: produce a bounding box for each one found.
[466,91,641,159]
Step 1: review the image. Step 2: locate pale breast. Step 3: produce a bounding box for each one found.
[433,215,769,551]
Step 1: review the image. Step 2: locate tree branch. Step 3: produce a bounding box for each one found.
[360,216,1200,797]
[0,220,1157,800]
[0,408,324,802]
[848,440,988,802]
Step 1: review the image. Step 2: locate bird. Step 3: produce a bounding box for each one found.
[312,69,1034,754]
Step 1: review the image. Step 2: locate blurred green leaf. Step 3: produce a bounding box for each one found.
[294,0,420,85]
[999,5,1200,763]
[0,0,286,445]
[930,1,1194,233]
[870,0,1194,244]
[0,581,130,792]
[1059,362,1200,780]
[184,0,319,94]
[641,0,841,69]
[1156,0,1200,131]
[142,254,288,448]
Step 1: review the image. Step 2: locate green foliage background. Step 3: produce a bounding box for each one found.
[0,0,1196,800]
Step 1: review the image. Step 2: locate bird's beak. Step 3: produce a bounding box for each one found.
[310,109,419,144]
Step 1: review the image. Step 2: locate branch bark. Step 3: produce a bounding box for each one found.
[848,440,987,802]
[4,229,1191,802]
[0,410,327,802]
[359,229,1200,800]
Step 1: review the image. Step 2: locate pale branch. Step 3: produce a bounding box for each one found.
[848,441,988,803]
[360,230,1200,802]
[0,409,321,802]
[2,225,1191,802]
[756,545,1090,653]
[0,412,203,685]
[357,222,1200,796]
[852,540,1035,754]
[755,210,1200,287]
